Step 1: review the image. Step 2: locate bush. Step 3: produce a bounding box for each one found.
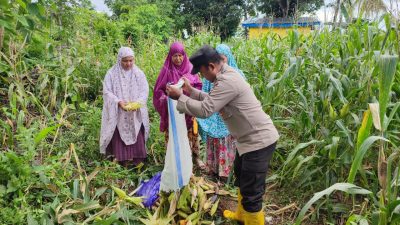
[119,4,174,45]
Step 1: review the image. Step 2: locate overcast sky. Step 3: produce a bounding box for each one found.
[91,0,112,15]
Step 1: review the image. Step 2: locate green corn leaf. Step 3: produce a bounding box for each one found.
[329,137,340,160]
[16,0,27,10]
[336,120,353,147]
[348,136,388,183]
[383,102,400,131]
[329,73,348,104]
[283,140,321,168]
[345,214,368,225]
[34,125,58,145]
[356,110,373,151]
[292,155,315,178]
[72,201,101,212]
[378,54,398,131]
[0,0,9,8]
[295,183,371,225]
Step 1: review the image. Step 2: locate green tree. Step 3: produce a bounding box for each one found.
[0,0,47,52]
[118,4,174,45]
[258,0,324,18]
[104,0,146,17]
[105,0,180,35]
[178,0,245,40]
[105,0,245,40]
[243,0,258,19]
[105,0,177,19]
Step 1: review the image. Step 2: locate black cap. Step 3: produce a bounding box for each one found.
[189,45,219,74]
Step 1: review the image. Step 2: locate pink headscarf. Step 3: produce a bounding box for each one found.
[153,42,202,132]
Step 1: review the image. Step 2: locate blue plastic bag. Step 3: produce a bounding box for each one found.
[136,172,161,208]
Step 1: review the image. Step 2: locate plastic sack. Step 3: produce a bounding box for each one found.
[160,97,193,192]
[135,172,161,208]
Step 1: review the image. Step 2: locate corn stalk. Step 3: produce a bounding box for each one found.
[0,26,4,50]
[376,54,398,224]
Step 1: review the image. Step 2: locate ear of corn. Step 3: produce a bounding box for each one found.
[192,118,198,135]
[123,102,142,111]
[153,176,221,224]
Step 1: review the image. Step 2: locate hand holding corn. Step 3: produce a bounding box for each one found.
[123,102,142,111]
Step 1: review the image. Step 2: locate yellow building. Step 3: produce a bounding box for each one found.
[242,17,321,38]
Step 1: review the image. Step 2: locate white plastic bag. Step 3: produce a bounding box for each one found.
[160,97,193,192]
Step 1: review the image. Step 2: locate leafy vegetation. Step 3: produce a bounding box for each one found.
[257,0,324,18]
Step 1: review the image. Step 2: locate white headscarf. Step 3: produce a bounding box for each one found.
[99,47,150,154]
[118,47,134,61]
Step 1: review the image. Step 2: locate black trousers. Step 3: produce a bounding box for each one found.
[234,142,276,212]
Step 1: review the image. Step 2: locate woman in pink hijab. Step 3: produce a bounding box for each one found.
[153,42,203,168]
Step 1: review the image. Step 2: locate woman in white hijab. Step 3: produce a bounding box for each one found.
[100,47,150,167]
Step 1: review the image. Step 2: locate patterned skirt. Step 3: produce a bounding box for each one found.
[106,126,146,165]
[206,135,236,177]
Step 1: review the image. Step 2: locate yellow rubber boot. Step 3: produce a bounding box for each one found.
[223,189,244,222]
[243,210,265,225]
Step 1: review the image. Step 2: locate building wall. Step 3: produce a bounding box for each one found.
[248,27,312,38]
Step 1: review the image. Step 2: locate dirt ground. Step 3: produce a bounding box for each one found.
[216,184,302,225]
